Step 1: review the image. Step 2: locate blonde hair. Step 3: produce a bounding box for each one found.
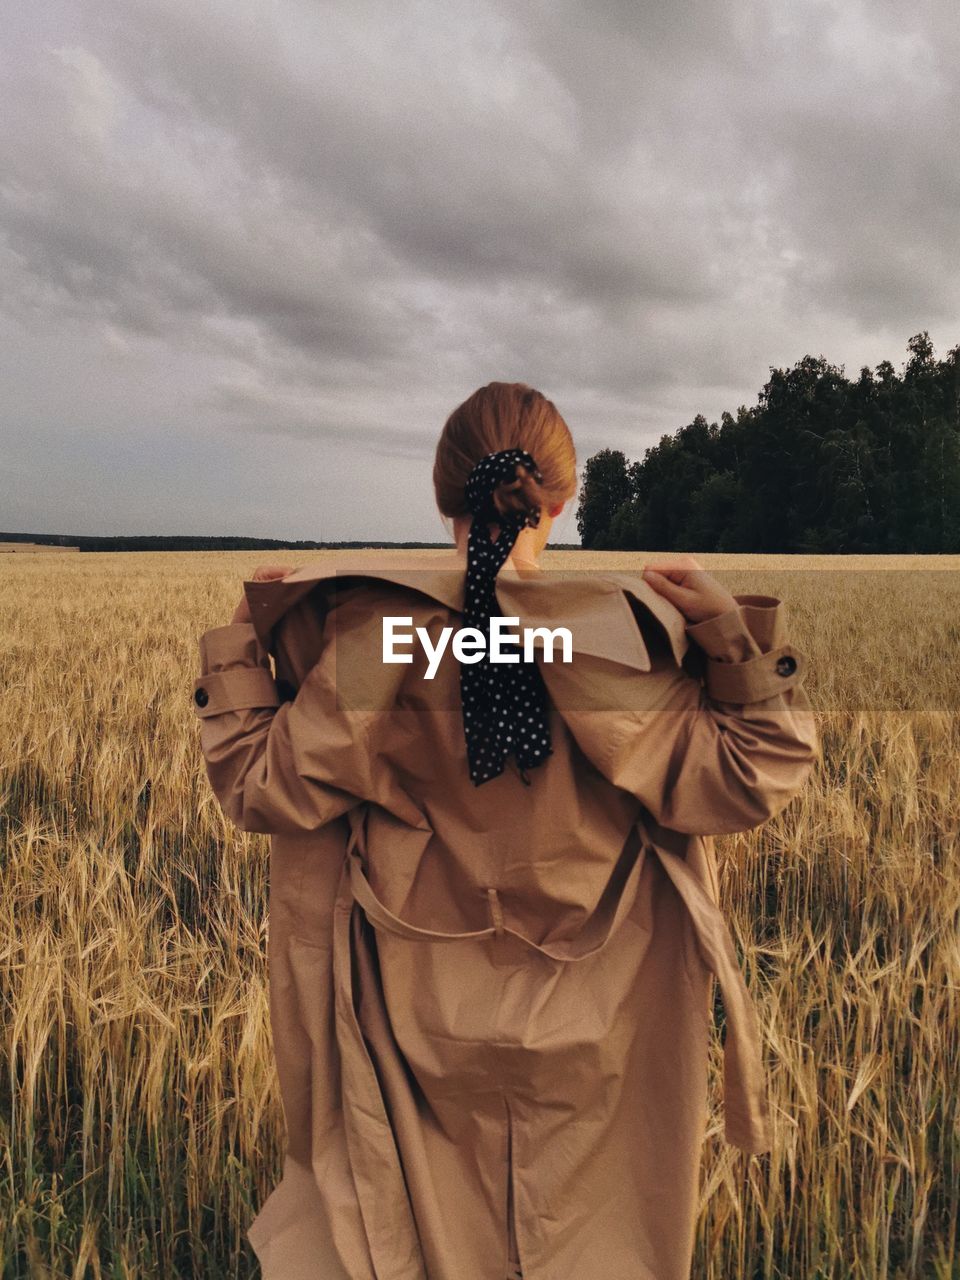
[433,382,577,524]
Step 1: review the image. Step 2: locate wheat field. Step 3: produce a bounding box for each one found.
[2,550,959,1279]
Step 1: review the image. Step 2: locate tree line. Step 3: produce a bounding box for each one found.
[575,332,960,553]
[0,532,585,552]
[0,535,463,552]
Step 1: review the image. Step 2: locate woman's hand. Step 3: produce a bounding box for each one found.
[231,564,298,624]
[641,554,739,625]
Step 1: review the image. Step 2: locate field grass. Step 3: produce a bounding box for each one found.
[2,549,959,1279]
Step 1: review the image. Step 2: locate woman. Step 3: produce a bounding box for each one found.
[193,382,818,1280]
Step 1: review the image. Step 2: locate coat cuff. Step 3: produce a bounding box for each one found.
[685,595,808,703]
[193,622,281,719]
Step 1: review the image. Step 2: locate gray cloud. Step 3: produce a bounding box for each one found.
[1,0,958,540]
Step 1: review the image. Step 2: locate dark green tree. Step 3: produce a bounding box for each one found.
[575,449,632,548]
[575,333,960,553]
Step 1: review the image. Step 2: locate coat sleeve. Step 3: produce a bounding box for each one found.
[555,593,819,836]
[191,621,369,835]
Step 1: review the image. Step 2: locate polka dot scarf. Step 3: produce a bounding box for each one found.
[460,448,553,787]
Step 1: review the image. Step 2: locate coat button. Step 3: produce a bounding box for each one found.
[775,655,797,677]
[194,687,209,707]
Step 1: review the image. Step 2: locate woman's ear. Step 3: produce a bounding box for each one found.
[547,502,564,518]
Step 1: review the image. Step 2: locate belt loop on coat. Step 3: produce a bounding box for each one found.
[485,887,505,936]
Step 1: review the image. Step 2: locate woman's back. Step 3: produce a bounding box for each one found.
[311,566,649,946]
[196,548,816,1279]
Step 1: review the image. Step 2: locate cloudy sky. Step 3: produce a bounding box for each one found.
[2,0,958,542]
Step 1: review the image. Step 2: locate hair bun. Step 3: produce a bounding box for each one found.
[491,464,543,527]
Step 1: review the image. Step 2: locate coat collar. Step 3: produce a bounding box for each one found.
[242,551,691,672]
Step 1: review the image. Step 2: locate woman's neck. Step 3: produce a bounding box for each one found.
[451,516,544,571]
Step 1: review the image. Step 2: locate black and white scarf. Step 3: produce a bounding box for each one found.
[460,448,553,787]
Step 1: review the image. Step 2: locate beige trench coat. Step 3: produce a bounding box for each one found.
[192,553,818,1280]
